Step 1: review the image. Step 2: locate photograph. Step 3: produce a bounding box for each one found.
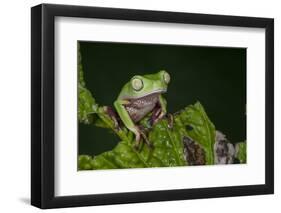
[30,3,274,208]
[78,41,247,170]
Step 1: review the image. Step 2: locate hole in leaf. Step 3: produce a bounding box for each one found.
[186,125,193,131]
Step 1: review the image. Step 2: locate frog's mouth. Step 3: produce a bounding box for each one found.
[149,88,167,94]
[135,88,167,99]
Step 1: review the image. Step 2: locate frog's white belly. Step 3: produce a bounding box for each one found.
[125,93,160,122]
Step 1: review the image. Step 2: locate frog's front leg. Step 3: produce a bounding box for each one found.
[151,95,167,125]
[158,94,167,119]
[114,99,151,149]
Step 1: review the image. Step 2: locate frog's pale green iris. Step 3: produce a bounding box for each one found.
[163,72,170,84]
[114,70,170,148]
[131,78,143,91]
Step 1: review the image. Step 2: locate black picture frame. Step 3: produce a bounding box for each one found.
[31,3,274,209]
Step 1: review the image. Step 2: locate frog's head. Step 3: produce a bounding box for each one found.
[119,70,170,99]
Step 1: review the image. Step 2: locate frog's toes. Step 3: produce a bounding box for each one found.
[104,106,121,130]
[167,113,174,129]
[139,129,153,149]
[135,130,141,142]
[133,138,141,151]
[134,126,153,150]
[151,108,165,125]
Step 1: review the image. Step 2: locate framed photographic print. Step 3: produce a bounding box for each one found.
[31,3,274,209]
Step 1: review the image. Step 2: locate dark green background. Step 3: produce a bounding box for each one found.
[79,41,246,156]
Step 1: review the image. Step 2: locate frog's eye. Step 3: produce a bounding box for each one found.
[163,72,170,84]
[131,78,143,91]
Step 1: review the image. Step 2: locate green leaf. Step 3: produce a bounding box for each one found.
[78,85,98,124]
[78,155,94,170]
[78,102,217,170]
[235,142,246,163]
[78,43,99,124]
[176,102,216,164]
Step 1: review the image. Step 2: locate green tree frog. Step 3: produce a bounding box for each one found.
[114,70,170,148]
